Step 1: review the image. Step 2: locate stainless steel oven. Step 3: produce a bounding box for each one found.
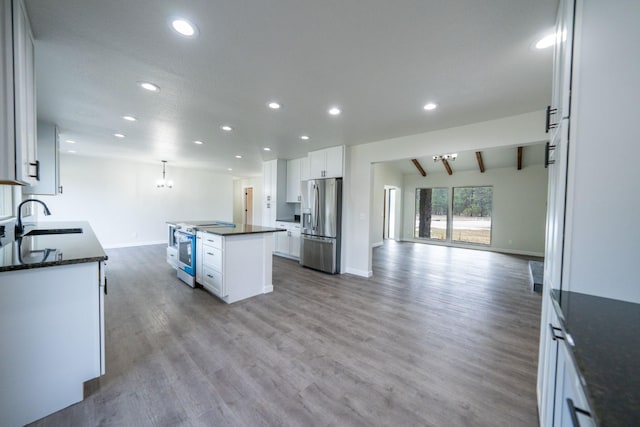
[176,224,196,287]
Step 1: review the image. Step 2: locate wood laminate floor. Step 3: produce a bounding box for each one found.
[31,241,541,427]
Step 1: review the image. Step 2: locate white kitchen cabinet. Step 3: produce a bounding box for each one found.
[274,221,301,260]
[195,231,203,281]
[262,159,291,229]
[286,157,304,203]
[538,0,640,423]
[300,155,310,181]
[0,261,106,426]
[1,0,38,186]
[199,230,275,303]
[166,246,177,269]
[308,145,344,179]
[23,121,60,195]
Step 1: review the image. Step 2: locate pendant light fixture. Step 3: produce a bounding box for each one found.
[156,160,174,188]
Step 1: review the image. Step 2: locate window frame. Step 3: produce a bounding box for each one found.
[451,185,493,246]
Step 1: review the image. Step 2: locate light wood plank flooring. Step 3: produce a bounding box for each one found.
[31,241,541,426]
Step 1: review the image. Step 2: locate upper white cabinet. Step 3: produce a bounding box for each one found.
[23,121,60,195]
[286,157,303,203]
[262,159,288,227]
[0,0,38,185]
[308,146,344,179]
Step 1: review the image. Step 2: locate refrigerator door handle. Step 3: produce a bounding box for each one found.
[313,184,320,230]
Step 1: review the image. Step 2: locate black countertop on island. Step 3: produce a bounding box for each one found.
[0,221,107,272]
[551,290,640,426]
[198,224,285,236]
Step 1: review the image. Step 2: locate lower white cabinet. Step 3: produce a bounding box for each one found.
[274,222,301,260]
[0,261,106,426]
[553,339,595,427]
[195,231,203,282]
[166,245,177,269]
[196,231,275,303]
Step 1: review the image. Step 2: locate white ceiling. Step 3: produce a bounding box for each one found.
[25,0,557,177]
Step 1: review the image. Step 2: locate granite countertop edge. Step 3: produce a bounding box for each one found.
[0,221,108,272]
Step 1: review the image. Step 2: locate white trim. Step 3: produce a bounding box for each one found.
[345,267,373,277]
[371,241,383,248]
[103,240,166,249]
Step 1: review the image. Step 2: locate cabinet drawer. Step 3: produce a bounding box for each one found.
[203,247,222,271]
[203,233,222,249]
[203,267,224,297]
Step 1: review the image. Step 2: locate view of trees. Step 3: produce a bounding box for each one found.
[415,188,448,239]
[452,187,493,217]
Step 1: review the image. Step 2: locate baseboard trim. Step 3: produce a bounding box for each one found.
[371,241,383,248]
[345,267,373,278]
[103,240,166,249]
[401,238,543,258]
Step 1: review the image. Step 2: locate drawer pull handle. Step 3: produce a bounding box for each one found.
[545,141,556,168]
[207,252,214,255]
[545,105,558,133]
[567,398,591,427]
[549,324,564,341]
[207,274,213,278]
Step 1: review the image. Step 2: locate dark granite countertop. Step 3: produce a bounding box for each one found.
[0,221,107,272]
[551,290,640,426]
[166,220,234,227]
[199,224,285,236]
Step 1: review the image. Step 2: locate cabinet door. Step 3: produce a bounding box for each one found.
[300,156,310,181]
[538,301,561,427]
[195,232,203,283]
[555,341,596,427]
[286,158,301,203]
[289,226,301,258]
[324,146,344,178]
[551,0,575,123]
[12,0,37,185]
[308,150,326,179]
[0,0,16,183]
[274,225,289,254]
[24,121,59,195]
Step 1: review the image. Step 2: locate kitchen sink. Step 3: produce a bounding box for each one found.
[24,228,83,236]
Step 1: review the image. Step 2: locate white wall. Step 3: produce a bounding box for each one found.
[343,110,548,277]
[402,165,548,256]
[370,163,404,246]
[36,155,233,248]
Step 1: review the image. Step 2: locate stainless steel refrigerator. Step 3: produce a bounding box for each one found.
[300,178,342,274]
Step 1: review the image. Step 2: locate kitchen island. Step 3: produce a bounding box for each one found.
[168,221,284,303]
[0,221,107,427]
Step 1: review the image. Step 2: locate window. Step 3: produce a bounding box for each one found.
[415,188,448,240]
[0,186,14,220]
[452,186,493,245]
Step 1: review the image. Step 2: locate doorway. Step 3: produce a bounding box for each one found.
[384,187,398,240]
[244,187,253,225]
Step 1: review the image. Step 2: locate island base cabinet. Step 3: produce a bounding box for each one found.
[200,232,274,303]
[0,262,104,427]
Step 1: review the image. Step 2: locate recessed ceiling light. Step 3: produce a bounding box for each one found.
[423,102,438,111]
[221,125,233,132]
[194,140,204,145]
[65,139,76,144]
[268,102,281,109]
[300,135,310,140]
[263,147,271,151]
[328,107,341,116]
[535,33,556,49]
[235,155,242,159]
[170,18,198,38]
[138,81,160,92]
[227,168,233,171]
[113,133,125,138]
[68,150,76,154]
[122,115,137,122]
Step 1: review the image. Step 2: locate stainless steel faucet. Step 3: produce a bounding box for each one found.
[15,199,52,236]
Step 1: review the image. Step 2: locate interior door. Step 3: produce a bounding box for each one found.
[244,187,253,225]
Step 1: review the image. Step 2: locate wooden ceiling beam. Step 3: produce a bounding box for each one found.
[517,146,523,170]
[475,151,485,173]
[411,159,426,177]
[442,159,453,175]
